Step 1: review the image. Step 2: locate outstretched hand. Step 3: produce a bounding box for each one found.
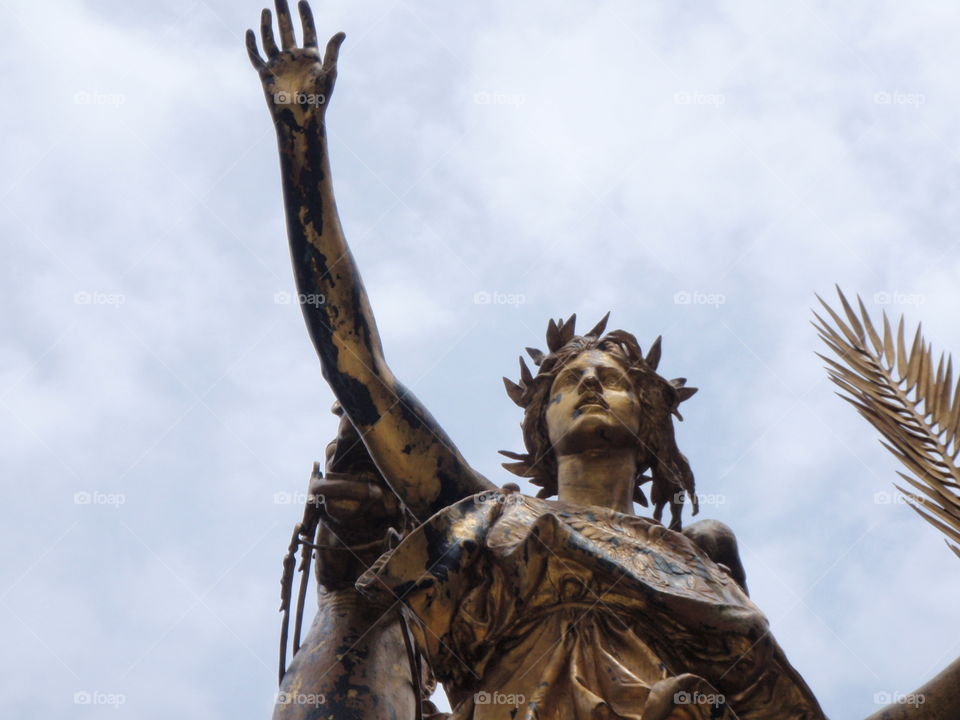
[245,0,345,123]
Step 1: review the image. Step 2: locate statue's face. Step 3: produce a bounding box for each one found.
[545,349,643,456]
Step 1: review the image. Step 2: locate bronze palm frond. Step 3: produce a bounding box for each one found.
[813,285,960,558]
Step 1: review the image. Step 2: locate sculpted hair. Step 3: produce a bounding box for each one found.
[500,313,699,530]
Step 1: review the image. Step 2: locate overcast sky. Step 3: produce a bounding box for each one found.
[4,0,960,718]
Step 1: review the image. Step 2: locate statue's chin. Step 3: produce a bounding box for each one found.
[555,412,634,454]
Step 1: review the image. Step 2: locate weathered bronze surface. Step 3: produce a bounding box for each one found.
[275,409,439,719]
[246,3,960,718]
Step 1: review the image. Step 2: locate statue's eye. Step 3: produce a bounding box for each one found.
[599,369,629,390]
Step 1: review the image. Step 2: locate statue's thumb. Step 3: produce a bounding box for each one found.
[323,32,346,71]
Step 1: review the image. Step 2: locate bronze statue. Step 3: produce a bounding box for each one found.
[245,3,958,718]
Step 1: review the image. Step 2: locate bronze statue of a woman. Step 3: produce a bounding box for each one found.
[245,2,827,717]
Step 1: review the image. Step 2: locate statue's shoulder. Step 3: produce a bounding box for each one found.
[682,518,748,595]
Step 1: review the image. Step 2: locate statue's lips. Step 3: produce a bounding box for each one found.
[574,396,609,415]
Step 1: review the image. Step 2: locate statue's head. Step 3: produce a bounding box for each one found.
[501,313,698,529]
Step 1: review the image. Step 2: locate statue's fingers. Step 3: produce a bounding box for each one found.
[309,478,382,502]
[245,29,266,72]
[260,8,279,58]
[298,1,318,48]
[275,0,296,49]
[322,31,346,72]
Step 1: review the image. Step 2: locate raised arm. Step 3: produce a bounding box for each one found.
[246,0,493,521]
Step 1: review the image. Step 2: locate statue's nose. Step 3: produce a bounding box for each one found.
[579,372,602,393]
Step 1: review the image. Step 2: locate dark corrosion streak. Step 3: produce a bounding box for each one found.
[275,121,383,428]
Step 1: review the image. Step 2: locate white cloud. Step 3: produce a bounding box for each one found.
[4,1,960,718]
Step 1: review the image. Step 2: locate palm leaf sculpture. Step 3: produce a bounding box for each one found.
[813,285,960,559]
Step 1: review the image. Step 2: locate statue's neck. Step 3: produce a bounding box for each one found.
[556,448,637,515]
